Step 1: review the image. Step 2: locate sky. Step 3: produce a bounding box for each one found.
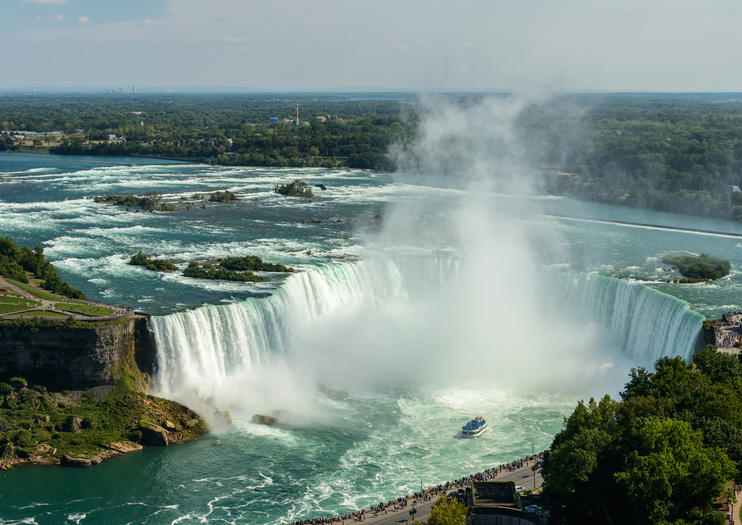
[1,0,741,92]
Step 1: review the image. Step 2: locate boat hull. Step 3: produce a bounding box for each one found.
[461,423,487,438]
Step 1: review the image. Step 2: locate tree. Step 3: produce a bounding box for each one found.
[615,418,735,524]
[427,495,466,525]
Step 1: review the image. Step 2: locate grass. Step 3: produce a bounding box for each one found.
[54,303,114,316]
[0,296,41,306]
[0,304,32,314]
[4,278,63,301]
[0,316,130,330]
[5,310,70,318]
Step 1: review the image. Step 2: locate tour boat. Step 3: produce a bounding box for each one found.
[461,416,487,437]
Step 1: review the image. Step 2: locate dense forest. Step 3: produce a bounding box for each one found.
[0,93,412,169]
[3,93,742,219]
[527,94,742,221]
[543,347,742,524]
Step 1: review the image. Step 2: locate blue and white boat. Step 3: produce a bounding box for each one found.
[461,416,487,437]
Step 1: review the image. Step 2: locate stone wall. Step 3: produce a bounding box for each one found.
[0,316,155,390]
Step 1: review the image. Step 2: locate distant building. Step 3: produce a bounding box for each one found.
[729,185,740,194]
[269,117,278,123]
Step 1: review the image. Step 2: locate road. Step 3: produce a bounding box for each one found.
[342,461,543,525]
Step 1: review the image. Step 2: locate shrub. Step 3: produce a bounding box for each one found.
[209,190,237,202]
[34,430,51,442]
[127,430,143,443]
[9,377,27,389]
[129,251,178,272]
[10,429,34,448]
[275,180,313,198]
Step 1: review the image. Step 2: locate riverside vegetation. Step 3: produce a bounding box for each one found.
[0,372,206,470]
[544,346,742,525]
[7,93,742,221]
[0,236,207,469]
[0,237,84,299]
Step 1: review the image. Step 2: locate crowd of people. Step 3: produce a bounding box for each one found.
[288,452,544,525]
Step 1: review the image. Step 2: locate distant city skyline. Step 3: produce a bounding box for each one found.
[3,0,741,92]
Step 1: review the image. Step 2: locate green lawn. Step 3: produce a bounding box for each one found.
[54,302,114,316]
[0,303,32,314]
[0,296,41,306]
[5,310,70,318]
[5,278,63,301]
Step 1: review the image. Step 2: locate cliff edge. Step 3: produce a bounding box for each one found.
[0,316,207,470]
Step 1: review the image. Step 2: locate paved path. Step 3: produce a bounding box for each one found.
[0,276,131,321]
[321,461,543,525]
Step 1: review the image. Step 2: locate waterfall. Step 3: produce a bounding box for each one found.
[558,273,704,367]
[151,260,704,400]
[150,258,454,398]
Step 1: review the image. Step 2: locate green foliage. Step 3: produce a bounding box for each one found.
[0,238,85,299]
[275,179,314,198]
[53,302,113,316]
[128,251,179,272]
[183,261,263,282]
[10,429,33,448]
[208,190,237,203]
[615,418,734,524]
[9,377,27,389]
[218,255,293,273]
[427,495,467,525]
[544,353,742,524]
[662,253,731,281]
[0,94,407,169]
[0,377,206,466]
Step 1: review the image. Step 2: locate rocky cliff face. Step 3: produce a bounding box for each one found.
[0,316,155,390]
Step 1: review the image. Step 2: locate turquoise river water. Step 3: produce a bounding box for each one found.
[1,152,742,524]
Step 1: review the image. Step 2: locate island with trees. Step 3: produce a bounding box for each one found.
[129,251,178,272]
[275,179,314,198]
[662,253,731,282]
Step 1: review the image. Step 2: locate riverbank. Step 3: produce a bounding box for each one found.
[0,377,207,471]
[289,453,544,525]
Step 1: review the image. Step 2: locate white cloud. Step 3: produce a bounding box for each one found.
[55,13,63,22]
[6,0,742,90]
[22,0,68,4]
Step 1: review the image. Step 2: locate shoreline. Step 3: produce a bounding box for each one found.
[289,452,545,525]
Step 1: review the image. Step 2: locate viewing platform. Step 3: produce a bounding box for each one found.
[0,276,133,323]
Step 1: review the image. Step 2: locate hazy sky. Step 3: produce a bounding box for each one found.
[2,0,740,91]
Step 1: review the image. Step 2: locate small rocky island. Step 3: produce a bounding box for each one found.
[275,179,314,198]
[129,252,294,283]
[0,237,207,469]
[663,252,731,283]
